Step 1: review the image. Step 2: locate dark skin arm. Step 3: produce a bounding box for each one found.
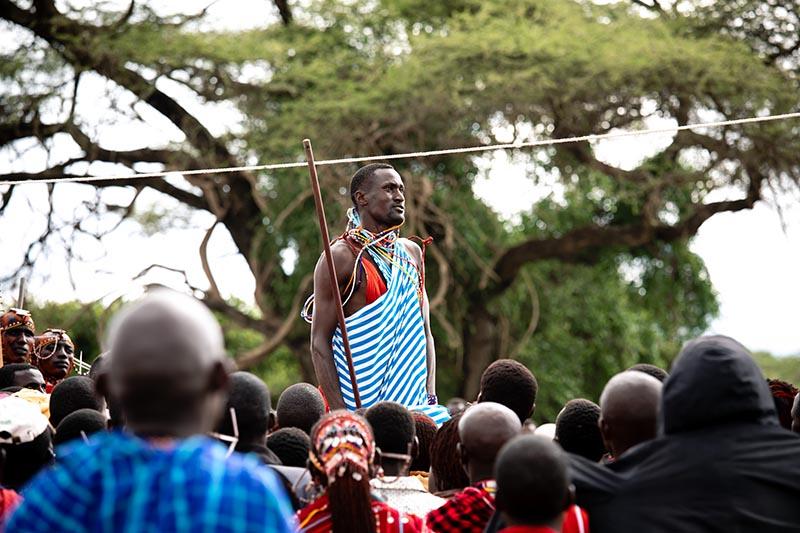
[401,239,436,396]
[310,240,356,411]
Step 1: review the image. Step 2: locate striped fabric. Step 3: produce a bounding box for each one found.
[332,241,450,426]
[7,431,295,532]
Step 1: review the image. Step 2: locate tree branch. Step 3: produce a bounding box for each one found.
[490,174,764,294]
[273,0,292,25]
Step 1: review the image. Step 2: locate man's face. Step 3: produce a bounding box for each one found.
[2,327,34,364]
[360,169,405,228]
[12,368,46,393]
[37,340,74,382]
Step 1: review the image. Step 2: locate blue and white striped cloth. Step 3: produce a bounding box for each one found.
[332,241,450,426]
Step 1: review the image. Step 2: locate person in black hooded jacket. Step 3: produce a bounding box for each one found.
[568,335,800,533]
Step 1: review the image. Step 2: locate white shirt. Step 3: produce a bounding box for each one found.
[370,475,446,518]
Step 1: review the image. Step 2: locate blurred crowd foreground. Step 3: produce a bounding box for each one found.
[0,290,798,532]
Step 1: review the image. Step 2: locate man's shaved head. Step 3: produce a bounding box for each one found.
[105,290,229,438]
[599,370,662,458]
[458,402,520,483]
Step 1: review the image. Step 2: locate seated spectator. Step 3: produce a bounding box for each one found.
[366,402,444,516]
[409,411,437,488]
[426,402,520,533]
[555,399,605,462]
[49,375,105,428]
[598,371,662,461]
[8,290,294,532]
[268,427,311,468]
[0,396,54,491]
[494,435,588,533]
[569,335,800,532]
[276,383,326,435]
[0,363,46,393]
[478,359,538,424]
[429,412,469,495]
[627,363,668,382]
[215,371,281,465]
[0,308,36,365]
[297,410,425,532]
[33,329,76,392]
[792,393,800,434]
[767,378,799,430]
[54,408,108,446]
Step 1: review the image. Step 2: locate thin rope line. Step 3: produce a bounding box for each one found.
[2,111,799,186]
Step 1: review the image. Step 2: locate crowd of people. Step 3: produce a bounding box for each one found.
[0,292,799,532]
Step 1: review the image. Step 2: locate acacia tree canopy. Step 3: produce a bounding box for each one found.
[2,0,798,416]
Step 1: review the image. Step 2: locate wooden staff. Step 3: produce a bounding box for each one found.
[303,139,362,408]
[17,278,26,308]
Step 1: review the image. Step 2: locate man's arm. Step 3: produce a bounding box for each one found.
[403,239,437,397]
[309,243,354,411]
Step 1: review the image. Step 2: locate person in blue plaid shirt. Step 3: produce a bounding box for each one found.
[7,291,295,532]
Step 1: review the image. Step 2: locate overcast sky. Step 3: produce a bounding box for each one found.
[1,0,798,356]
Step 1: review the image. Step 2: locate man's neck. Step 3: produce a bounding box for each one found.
[358,212,391,234]
[468,464,495,485]
[380,460,409,477]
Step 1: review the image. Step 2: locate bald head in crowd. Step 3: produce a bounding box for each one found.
[599,370,662,459]
[458,402,521,483]
[104,290,229,438]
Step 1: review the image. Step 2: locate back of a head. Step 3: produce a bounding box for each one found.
[0,364,36,389]
[106,290,228,437]
[49,376,103,428]
[628,363,669,383]
[430,412,469,492]
[495,434,570,527]
[364,401,415,455]
[410,412,437,472]
[599,371,662,457]
[276,383,325,435]
[267,427,311,468]
[555,399,605,462]
[217,372,270,443]
[54,408,108,446]
[309,411,377,533]
[767,379,799,430]
[479,359,538,423]
[458,402,521,468]
[663,335,776,435]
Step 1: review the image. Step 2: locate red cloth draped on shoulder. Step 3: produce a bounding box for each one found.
[297,494,424,533]
[362,259,387,305]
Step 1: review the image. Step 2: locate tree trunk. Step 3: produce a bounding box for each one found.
[461,304,500,400]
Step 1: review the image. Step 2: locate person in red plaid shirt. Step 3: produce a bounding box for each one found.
[426,402,520,533]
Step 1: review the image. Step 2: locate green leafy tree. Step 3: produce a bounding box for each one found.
[2,0,797,403]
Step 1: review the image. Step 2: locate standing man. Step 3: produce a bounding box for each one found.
[305,163,449,424]
[0,308,36,366]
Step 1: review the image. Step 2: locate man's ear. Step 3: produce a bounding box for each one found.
[598,416,612,453]
[207,361,229,393]
[410,435,419,460]
[457,442,468,469]
[354,189,368,208]
[268,410,277,432]
[529,402,536,419]
[476,391,482,403]
[94,372,109,400]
